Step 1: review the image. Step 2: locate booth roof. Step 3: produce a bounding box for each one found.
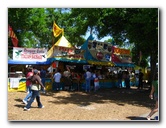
[114,62,135,67]
[88,60,114,66]
[49,57,87,64]
[47,35,73,58]
[8,59,52,65]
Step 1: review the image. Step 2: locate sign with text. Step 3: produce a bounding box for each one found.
[13,47,47,61]
[51,46,84,57]
[112,46,132,63]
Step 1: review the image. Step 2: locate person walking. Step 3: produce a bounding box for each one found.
[146,73,158,120]
[53,69,62,91]
[22,68,33,105]
[24,69,45,111]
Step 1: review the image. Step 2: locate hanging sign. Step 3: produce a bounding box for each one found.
[13,47,47,61]
[52,46,83,57]
[113,47,130,55]
[112,46,132,63]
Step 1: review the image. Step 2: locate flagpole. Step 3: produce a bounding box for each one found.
[52,21,55,47]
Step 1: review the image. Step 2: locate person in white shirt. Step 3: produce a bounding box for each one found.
[85,69,92,92]
[53,69,62,91]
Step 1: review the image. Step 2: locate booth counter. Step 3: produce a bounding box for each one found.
[8,78,137,92]
[8,78,53,92]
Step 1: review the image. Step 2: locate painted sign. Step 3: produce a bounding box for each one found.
[113,47,130,55]
[112,46,132,63]
[52,46,84,57]
[13,47,47,61]
[88,40,112,61]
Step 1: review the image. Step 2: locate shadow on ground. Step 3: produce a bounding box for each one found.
[45,85,155,109]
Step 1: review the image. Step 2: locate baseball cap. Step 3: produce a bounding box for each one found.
[33,69,38,74]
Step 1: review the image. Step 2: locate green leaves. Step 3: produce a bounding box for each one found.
[8,8,158,69]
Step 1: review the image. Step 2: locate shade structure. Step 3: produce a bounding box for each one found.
[113,62,135,67]
[8,59,52,65]
[48,56,87,64]
[88,60,114,66]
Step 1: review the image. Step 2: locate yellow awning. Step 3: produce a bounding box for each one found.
[88,60,114,66]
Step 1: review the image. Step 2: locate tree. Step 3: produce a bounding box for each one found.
[95,8,158,82]
[8,8,159,84]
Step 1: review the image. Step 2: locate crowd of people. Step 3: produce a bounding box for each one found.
[116,68,145,90]
[23,66,146,99]
[22,66,102,111]
[51,67,100,92]
[22,65,158,121]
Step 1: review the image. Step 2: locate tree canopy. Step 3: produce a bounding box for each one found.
[8,8,158,82]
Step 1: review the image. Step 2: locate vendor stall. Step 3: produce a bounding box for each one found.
[46,35,89,91]
[8,47,52,92]
[80,35,135,89]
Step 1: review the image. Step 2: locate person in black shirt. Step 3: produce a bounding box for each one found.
[117,70,123,88]
[138,69,144,89]
[40,67,46,93]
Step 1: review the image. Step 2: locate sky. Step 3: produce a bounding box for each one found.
[1,0,165,128]
[83,31,111,42]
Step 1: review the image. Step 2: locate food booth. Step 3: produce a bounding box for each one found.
[8,47,52,92]
[80,35,135,89]
[46,35,88,90]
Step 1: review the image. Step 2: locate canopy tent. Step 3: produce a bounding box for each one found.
[47,35,73,58]
[47,35,87,64]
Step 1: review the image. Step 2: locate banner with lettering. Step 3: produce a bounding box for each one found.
[54,51,85,61]
[13,47,47,61]
[112,46,132,63]
[53,46,84,57]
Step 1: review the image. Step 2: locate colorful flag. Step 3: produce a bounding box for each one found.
[8,25,18,47]
[53,21,63,37]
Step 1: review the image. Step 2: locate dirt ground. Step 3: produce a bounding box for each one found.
[8,85,155,121]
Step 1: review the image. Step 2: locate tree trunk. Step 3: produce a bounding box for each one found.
[149,51,158,90]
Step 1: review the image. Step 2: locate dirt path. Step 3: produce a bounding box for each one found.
[8,86,155,121]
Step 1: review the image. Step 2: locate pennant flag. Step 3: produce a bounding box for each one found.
[53,21,64,37]
[8,25,18,47]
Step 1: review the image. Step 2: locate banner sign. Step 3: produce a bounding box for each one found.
[59,51,85,60]
[112,46,132,63]
[113,47,130,55]
[88,40,112,61]
[13,47,47,61]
